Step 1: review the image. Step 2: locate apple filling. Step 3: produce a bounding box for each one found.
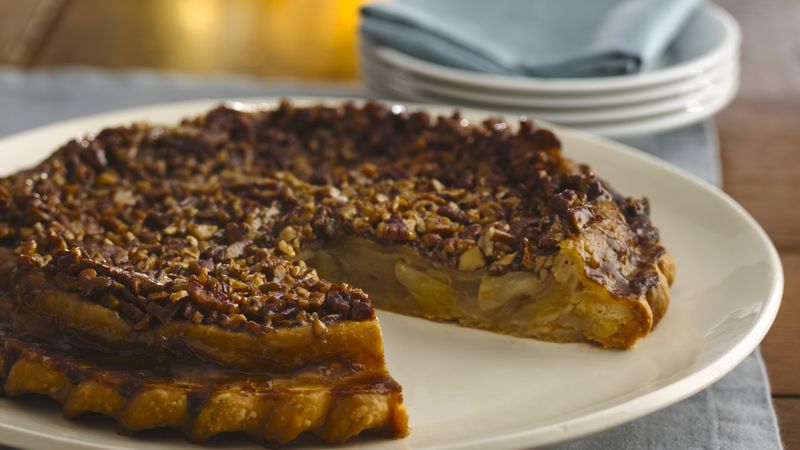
[304,236,660,347]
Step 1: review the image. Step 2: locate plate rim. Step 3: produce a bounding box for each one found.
[363,62,738,122]
[0,97,783,450]
[577,75,739,136]
[361,74,740,138]
[360,48,739,108]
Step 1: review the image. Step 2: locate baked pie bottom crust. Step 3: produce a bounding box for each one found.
[0,291,408,446]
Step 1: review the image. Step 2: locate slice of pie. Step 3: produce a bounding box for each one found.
[0,244,407,445]
[0,100,673,446]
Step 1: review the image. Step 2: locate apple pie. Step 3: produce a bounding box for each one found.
[0,101,673,446]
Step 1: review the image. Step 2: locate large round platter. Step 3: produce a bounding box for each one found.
[0,98,781,450]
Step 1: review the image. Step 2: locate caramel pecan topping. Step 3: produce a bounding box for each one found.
[0,101,660,331]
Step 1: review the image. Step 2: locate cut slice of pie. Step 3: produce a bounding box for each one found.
[0,246,408,445]
[0,100,673,446]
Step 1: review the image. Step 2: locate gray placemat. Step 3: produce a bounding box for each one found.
[621,123,722,188]
[0,67,782,450]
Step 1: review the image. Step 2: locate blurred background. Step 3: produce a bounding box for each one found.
[1,0,365,79]
[0,0,798,448]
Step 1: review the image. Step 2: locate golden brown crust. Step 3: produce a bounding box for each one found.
[0,330,408,446]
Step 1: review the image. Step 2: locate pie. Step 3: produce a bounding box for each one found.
[0,101,674,446]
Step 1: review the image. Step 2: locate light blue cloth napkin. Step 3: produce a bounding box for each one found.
[361,0,703,77]
[0,67,782,449]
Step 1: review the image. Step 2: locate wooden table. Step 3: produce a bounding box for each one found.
[1,0,798,447]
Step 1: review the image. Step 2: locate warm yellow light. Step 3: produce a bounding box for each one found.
[142,0,369,79]
[172,0,221,36]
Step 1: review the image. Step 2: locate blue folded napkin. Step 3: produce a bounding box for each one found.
[360,0,703,77]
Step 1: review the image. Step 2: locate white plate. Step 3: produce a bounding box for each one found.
[363,71,739,137]
[576,76,738,137]
[361,46,738,109]
[362,4,740,93]
[0,98,781,450]
[362,60,738,123]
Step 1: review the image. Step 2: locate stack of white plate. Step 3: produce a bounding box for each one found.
[360,4,740,138]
